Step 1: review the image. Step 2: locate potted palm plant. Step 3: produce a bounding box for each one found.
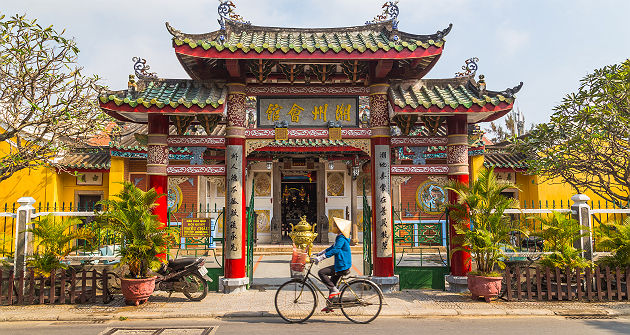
[446,167,522,302]
[97,182,177,305]
[27,214,93,276]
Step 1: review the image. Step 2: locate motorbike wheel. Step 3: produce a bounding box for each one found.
[181,273,208,301]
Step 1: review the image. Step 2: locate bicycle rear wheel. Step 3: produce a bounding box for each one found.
[274,279,317,323]
[340,279,383,324]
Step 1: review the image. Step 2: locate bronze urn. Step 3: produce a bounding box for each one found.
[288,215,318,257]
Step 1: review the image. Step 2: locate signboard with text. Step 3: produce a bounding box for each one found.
[257,97,359,127]
[181,218,211,238]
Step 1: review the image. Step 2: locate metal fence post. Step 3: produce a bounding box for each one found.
[571,194,593,261]
[14,197,36,276]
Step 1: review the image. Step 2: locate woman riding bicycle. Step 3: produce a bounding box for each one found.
[312,217,352,303]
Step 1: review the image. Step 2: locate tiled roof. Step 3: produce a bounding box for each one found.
[59,149,111,170]
[99,79,227,110]
[389,77,519,110]
[483,151,528,170]
[167,21,451,55]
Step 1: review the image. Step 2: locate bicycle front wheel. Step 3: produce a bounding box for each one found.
[274,279,317,323]
[340,279,383,324]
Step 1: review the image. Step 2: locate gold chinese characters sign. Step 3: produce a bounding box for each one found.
[181,218,210,238]
[257,97,359,127]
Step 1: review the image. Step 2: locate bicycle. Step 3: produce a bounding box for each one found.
[274,258,383,324]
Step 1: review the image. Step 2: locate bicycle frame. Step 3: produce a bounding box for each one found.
[293,261,361,306]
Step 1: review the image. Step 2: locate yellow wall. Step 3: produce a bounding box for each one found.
[108,157,126,199]
[0,140,63,205]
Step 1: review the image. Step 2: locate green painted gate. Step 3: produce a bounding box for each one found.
[393,208,450,290]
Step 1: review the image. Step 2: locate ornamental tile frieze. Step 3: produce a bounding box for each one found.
[166,165,226,175]
[244,128,371,138]
[246,85,369,96]
[390,137,448,146]
[227,93,247,127]
[147,146,169,165]
[167,136,226,146]
[369,94,389,127]
[447,145,468,165]
[390,165,449,174]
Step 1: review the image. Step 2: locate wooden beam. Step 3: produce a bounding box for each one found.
[226,59,241,78]
[374,60,394,78]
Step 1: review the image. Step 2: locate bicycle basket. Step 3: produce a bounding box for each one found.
[290,247,308,278]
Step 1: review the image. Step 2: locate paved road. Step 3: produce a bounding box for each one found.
[2,316,630,335]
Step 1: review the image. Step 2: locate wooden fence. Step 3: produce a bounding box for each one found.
[504,265,630,301]
[0,268,112,305]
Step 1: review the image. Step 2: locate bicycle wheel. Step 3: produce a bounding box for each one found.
[340,279,383,324]
[275,279,317,323]
[181,273,208,301]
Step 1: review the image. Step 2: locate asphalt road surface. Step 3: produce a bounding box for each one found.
[1,316,630,335]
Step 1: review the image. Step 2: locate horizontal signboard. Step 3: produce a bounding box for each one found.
[257,97,358,127]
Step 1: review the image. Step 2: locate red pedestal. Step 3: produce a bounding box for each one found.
[447,174,472,276]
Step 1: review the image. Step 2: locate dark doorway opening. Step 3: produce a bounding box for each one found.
[280,176,317,242]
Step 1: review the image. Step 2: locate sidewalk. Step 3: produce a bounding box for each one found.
[1,289,629,322]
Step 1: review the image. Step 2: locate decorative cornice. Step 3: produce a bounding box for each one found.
[391,165,448,174]
[245,85,369,96]
[167,165,226,176]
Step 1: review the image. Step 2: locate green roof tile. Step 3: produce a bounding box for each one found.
[100,80,227,110]
[389,77,516,110]
[166,21,452,55]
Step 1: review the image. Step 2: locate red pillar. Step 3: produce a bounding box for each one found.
[369,83,394,279]
[147,114,169,227]
[447,115,472,276]
[223,83,247,284]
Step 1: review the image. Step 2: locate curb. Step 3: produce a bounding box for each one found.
[3,308,628,322]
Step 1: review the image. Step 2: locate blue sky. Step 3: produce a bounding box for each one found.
[3,0,630,126]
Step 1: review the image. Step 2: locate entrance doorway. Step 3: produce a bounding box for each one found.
[280,172,317,241]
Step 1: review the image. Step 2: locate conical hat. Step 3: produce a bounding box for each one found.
[332,217,352,239]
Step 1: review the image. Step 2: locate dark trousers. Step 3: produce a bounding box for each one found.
[318,265,350,291]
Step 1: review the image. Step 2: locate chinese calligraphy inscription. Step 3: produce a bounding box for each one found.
[225,145,243,260]
[374,145,393,258]
[258,97,358,127]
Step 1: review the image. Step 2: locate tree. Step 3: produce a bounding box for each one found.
[0,14,107,182]
[484,107,529,143]
[516,59,630,205]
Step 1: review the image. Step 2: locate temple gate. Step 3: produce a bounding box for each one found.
[98,1,521,293]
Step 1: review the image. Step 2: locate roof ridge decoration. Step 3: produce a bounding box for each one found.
[132,57,158,80]
[217,0,250,42]
[455,57,479,77]
[366,1,400,30]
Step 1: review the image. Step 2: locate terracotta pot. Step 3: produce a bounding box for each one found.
[120,276,156,306]
[467,274,502,302]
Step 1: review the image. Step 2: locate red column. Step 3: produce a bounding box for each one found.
[147,113,169,227]
[369,83,394,278]
[447,115,472,276]
[224,83,247,280]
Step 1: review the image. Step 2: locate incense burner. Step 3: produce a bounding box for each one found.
[289,216,317,256]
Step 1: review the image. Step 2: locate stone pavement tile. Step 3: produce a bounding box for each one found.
[407,309,458,316]
[505,309,555,316]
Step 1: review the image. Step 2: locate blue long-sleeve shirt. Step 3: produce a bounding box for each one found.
[324,234,352,272]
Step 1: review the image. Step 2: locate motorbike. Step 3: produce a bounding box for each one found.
[105,257,212,301]
[155,257,212,301]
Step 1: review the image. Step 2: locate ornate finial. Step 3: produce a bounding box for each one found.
[217,0,251,41]
[478,74,486,93]
[132,57,157,80]
[365,1,400,30]
[499,82,524,98]
[455,57,479,77]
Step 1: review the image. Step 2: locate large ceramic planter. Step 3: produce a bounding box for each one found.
[121,276,156,306]
[468,274,502,302]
